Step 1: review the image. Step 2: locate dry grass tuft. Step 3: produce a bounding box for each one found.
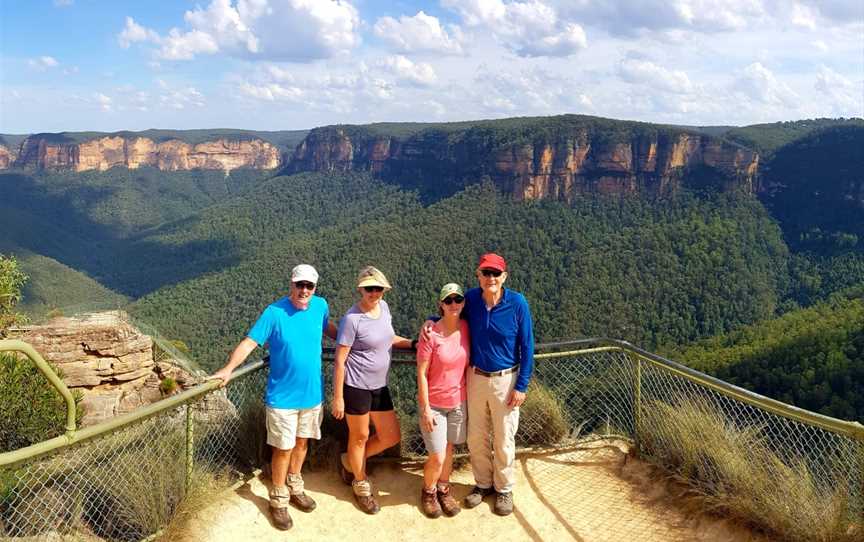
[640,398,859,542]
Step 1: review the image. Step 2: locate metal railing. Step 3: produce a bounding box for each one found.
[1,338,862,541]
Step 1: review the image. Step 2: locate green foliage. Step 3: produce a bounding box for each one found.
[0,353,82,452]
[723,118,864,155]
[518,381,570,446]
[668,292,864,420]
[130,173,790,370]
[0,254,28,332]
[6,129,307,149]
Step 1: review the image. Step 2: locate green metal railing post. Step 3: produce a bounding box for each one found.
[185,403,194,493]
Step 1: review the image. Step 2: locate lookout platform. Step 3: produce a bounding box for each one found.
[186,440,765,542]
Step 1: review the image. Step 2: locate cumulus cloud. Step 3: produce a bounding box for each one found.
[618,56,694,94]
[731,62,799,107]
[28,56,59,70]
[814,66,864,115]
[443,0,587,57]
[53,0,73,6]
[378,55,437,86]
[373,11,464,55]
[118,17,161,49]
[95,93,112,112]
[118,0,360,62]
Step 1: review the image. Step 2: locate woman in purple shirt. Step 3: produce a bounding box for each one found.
[331,266,413,515]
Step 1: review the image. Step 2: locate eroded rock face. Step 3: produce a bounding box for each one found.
[7,136,281,173]
[9,312,198,426]
[0,144,13,168]
[289,125,760,200]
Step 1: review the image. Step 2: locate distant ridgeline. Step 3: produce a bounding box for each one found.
[1,114,863,421]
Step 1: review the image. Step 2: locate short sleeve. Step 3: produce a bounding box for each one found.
[336,314,357,347]
[247,307,274,346]
[416,334,434,363]
[321,300,330,334]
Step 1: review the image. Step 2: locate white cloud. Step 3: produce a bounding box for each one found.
[53,0,73,6]
[732,62,799,106]
[28,56,59,71]
[790,3,818,29]
[118,17,160,49]
[443,0,587,57]
[378,56,437,86]
[118,0,360,62]
[95,93,113,112]
[815,66,863,115]
[811,39,829,52]
[618,56,694,94]
[373,11,464,55]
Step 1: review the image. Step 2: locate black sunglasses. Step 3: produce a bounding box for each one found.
[442,295,464,305]
[480,269,503,278]
[363,286,385,293]
[293,281,315,290]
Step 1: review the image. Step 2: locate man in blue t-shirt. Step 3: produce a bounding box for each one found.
[211,264,337,531]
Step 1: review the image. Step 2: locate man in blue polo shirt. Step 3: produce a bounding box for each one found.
[461,252,534,516]
[211,264,337,531]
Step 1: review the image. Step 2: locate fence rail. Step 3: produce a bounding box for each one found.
[1,338,862,541]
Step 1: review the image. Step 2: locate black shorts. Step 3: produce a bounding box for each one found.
[343,384,394,415]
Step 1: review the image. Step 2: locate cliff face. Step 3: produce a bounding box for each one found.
[289,126,760,200]
[6,135,281,172]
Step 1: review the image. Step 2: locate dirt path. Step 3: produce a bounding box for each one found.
[187,440,765,542]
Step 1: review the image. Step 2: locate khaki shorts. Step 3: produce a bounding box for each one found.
[420,401,467,455]
[265,404,323,450]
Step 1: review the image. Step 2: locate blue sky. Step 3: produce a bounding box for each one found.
[1,0,862,133]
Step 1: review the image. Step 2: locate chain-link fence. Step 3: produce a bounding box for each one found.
[2,339,862,541]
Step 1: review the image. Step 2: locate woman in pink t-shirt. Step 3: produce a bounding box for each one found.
[416,282,470,518]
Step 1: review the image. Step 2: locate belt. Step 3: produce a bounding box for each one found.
[472,365,519,377]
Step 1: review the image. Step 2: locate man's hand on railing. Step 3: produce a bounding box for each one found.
[207,367,233,388]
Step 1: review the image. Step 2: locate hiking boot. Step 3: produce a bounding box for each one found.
[352,479,380,515]
[436,483,460,517]
[463,485,494,509]
[269,486,293,530]
[421,487,442,518]
[290,492,317,512]
[493,491,514,516]
[286,473,316,512]
[338,452,354,485]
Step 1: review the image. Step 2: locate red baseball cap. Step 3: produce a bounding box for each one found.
[477,252,507,272]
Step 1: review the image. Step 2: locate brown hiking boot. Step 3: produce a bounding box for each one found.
[338,452,354,485]
[437,483,461,517]
[493,491,514,516]
[269,486,293,530]
[290,492,316,512]
[352,479,380,515]
[421,487,442,518]
[463,485,494,509]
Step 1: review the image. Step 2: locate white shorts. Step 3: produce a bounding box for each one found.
[265,404,323,450]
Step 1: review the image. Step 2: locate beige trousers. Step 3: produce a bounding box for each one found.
[466,369,520,493]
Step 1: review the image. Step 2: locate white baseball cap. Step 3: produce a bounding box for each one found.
[291,264,319,284]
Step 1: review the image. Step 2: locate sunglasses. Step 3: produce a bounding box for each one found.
[480,269,503,278]
[293,281,315,290]
[442,295,464,305]
[363,286,385,293]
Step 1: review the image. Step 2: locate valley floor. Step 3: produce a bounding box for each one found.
[183,440,765,542]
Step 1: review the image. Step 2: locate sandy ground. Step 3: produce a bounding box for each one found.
[187,440,766,542]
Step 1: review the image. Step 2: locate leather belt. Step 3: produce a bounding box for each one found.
[472,365,519,377]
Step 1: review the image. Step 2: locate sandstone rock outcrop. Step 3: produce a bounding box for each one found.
[6,136,281,173]
[9,311,199,426]
[0,144,13,168]
[289,120,761,200]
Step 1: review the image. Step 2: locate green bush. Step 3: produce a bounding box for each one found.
[0,352,82,452]
[518,381,570,446]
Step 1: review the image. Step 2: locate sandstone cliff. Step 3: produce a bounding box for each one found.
[289,119,760,200]
[6,135,281,173]
[9,311,199,426]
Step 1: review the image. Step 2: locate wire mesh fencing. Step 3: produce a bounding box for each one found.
[1,339,862,541]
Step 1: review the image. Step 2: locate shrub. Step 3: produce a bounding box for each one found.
[0,352,82,452]
[639,397,859,542]
[517,380,570,446]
